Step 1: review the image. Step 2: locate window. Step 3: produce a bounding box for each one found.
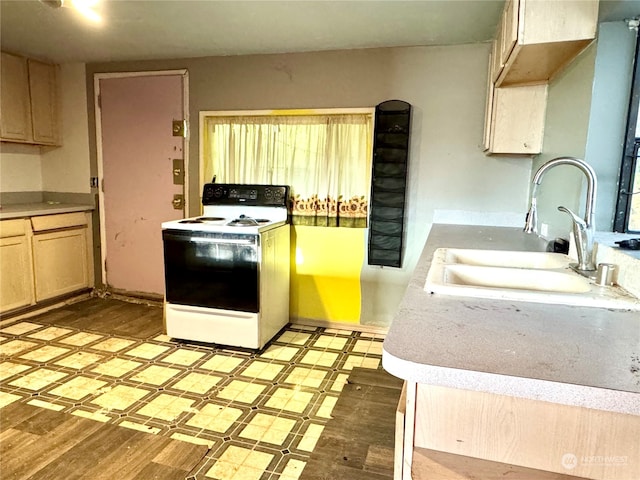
[200,110,374,227]
[615,34,640,232]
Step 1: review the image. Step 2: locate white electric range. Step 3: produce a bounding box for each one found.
[161,183,290,349]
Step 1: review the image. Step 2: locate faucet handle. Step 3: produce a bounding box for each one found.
[558,206,586,229]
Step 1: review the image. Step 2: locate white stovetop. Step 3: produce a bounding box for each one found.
[162,205,288,234]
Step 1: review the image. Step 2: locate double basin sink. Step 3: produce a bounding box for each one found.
[425,248,640,310]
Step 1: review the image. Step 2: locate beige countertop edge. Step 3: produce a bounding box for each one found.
[382,351,640,416]
[382,224,640,416]
[0,203,95,219]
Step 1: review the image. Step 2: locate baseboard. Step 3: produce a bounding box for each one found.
[290,317,388,335]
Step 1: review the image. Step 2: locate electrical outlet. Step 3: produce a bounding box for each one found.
[540,222,549,237]
[90,177,99,188]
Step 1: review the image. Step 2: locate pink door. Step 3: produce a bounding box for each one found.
[99,74,185,295]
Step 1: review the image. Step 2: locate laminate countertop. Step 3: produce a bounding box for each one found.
[0,203,94,220]
[382,224,640,416]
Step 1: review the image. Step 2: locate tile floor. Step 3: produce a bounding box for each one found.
[0,318,385,480]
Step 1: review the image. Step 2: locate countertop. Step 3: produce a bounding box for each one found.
[0,202,94,220]
[382,224,640,416]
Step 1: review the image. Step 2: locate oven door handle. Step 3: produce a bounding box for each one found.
[164,232,256,246]
[191,237,256,246]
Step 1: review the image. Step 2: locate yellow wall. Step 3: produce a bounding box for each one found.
[289,225,365,324]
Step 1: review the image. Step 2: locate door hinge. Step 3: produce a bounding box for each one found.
[172,158,184,185]
[172,194,184,210]
[172,119,187,138]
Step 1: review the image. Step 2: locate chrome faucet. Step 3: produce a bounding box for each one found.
[524,156,597,275]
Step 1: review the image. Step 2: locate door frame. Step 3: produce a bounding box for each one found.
[93,69,189,287]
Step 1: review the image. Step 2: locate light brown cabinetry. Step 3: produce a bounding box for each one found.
[0,53,31,141]
[494,0,599,87]
[396,381,640,480]
[0,52,60,146]
[0,219,35,312]
[0,212,93,314]
[484,0,598,155]
[31,213,91,301]
[484,79,548,154]
[28,59,60,144]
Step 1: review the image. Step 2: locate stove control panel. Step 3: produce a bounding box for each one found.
[202,184,289,207]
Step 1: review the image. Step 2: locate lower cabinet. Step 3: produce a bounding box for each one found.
[397,382,639,480]
[0,219,35,312]
[0,212,93,314]
[32,227,89,301]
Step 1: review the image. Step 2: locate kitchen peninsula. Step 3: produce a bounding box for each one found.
[383,224,640,480]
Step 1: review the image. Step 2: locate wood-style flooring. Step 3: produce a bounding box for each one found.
[24,296,164,339]
[0,402,208,479]
[1,296,400,480]
[300,367,403,480]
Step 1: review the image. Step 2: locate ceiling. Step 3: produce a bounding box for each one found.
[0,0,638,65]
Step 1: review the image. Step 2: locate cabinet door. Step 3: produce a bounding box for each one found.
[483,53,495,152]
[0,52,32,142]
[489,84,547,155]
[33,228,89,301]
[28,59,60,145]
[500,0,518,66]
[0,235,35,313]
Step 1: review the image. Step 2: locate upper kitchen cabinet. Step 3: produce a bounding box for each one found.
[28,58,61,145]
[493,0,599,87]
[0,52,61,146]
[0,53,31,141]
[484,0,597,155]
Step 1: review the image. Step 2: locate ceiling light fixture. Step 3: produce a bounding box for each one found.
[39,0,102,24]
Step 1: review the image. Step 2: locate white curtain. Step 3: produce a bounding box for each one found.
[202,113,373,227]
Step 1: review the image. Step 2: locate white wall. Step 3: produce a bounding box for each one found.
[0,144,42,192]
[358,44,533,324]
[42,63,91,194]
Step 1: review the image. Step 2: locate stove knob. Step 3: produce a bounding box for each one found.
[213,187,224,198]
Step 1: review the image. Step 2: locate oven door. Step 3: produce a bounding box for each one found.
[162,229,259,312]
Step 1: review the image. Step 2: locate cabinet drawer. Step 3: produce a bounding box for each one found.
[31,212,88,232]
[0,218,30,238]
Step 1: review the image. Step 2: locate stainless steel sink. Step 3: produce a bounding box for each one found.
[425,248,640,310]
